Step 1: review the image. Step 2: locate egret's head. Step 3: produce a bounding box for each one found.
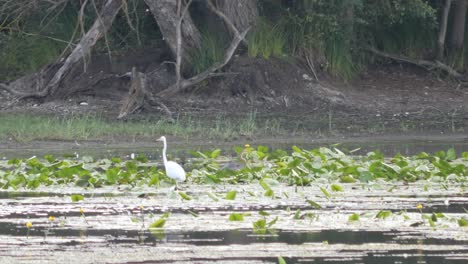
[157,136,166,142]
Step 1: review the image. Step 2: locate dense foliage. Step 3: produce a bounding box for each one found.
[0,0,464,81]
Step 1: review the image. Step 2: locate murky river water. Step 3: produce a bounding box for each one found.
[0,184,466,263]
[0,137,467,263]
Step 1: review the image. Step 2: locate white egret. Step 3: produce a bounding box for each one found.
[157,136,186,188]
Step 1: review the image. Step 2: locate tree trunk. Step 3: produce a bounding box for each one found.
[143,0,201,64]
[449,0,468,51]
[437,0,452,60]
[216,0,258,33]
[342,0,355,47]
[46,0,123,96]
[5,0,124,100]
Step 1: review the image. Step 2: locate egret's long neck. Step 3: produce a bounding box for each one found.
[162,139,168,166]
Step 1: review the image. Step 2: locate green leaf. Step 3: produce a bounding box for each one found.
[458,218,468,227]
[340,175,356,183]
[259,210,270,217]
[228,213,244,221]
[376,210,392,219]
[178,192,192,200]
[293,209,301,220]
[253,219,266,229]
[259,179,271,191]
[268,217,278,227]
[71,194,84,202]
[331,184,343,192]
[111,157,122,163]
[348,213,360,221]
[258,145,269,154]
[135,154,148,163]
[320,187,332,199]
[292,146,303,154]
[278,256,287,264]
[44,155,56,163]
[359,171,374,183]
[207,192,219,201]
[462,152,468,160]
[210,149,222,159]
[125,161,138,173]
[446,148,456,161]
[306,200,322,209]
[264,189,274,197]
[106,167,120,184]
[149,218,166,228]
[225,190,237,200]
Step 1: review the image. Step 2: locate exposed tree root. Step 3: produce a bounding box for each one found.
[119,0,249,119]
[118,67,173,121]
[366,46,465,81]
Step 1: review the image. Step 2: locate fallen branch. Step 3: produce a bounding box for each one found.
[366,46,464,79]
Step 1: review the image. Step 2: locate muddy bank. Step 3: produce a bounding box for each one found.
[1,54,466,136]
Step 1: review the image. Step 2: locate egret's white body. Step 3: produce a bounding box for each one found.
[157,136,186,184]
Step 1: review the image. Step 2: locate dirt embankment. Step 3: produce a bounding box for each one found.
[0,50,467,137]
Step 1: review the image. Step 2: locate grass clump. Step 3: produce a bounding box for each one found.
[189,29,226,74]
[247,18,286,59]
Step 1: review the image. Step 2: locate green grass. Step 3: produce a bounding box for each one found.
[324,36,359,80]
[0,113,287,142]
[189,29,227,74]
[247,18,286,59]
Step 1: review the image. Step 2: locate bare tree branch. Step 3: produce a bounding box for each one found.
[175,0,193,90]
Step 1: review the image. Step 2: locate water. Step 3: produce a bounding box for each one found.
[0,136,467,263]
[0,184,466,263]
[1,135,467,159]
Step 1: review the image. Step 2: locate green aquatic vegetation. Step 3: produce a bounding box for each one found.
[348,213,360,222]
[306,200,322,209]
[0,147,466,190]
[376,210,392,220]
[178,192,192,201]
[228,213,245,221]
[149,218,166,229]
[253,216,278,234]
[293,209,302,220]
[225,190,237,200]
[278,256,287,264]
[71,194,84,202]
[458,218,468,227]
[331,184,343,192]
[320,187,332,199]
